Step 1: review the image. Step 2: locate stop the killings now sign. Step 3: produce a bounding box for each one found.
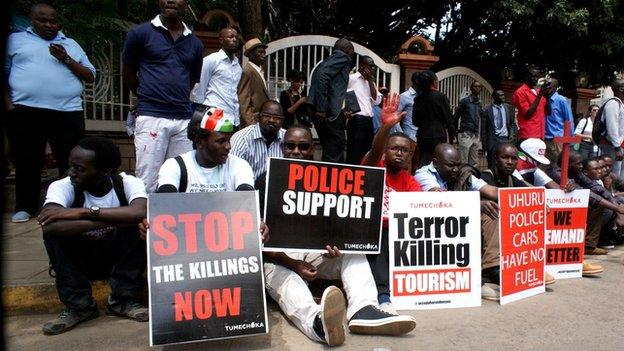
[147,192,268,346]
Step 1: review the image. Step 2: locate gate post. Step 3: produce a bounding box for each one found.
[396,36,439,91]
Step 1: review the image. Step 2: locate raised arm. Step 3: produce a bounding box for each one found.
[362,93,406,166]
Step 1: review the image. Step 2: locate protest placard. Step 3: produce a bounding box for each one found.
[263,158,385,253]
[545,189,590,279]
[498,187,546,305]
[388,191,482,310]
[147,192,268,346]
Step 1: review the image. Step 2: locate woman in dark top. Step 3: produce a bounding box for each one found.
[279,70,312,128]
[412,70,455,167]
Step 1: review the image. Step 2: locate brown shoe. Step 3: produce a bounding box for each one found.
[586,247,608,255]
[545,272,555,285]
[582,261,604,276]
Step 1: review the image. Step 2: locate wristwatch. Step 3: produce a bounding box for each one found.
[89,205,100,217]
[63,56,72,65]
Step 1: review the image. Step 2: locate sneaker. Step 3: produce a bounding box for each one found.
[613,235,624,246]
[545,272,555,285]
[582,261,604,276]
[312,286,346,346]
[598,239,615,249]
[105,298,148,322]
[379,301,398,315]
[11,211,31,223]
[348,305,416,336]
[586,247,608,255]
[42,305,99,335]
[481,283,500,301]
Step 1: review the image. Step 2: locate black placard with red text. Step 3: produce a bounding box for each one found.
[147,192,268,346]
[263,158,385,253]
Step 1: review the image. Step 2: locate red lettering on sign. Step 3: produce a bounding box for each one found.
[173,288,241,321]
[204,212,229,252]
[288,164,304,190]
[178,213,202,253]
[231,211,253,250]
[152,214,178,256]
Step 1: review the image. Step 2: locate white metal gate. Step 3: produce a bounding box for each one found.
[258,35,401,100]
[436,66,493,112]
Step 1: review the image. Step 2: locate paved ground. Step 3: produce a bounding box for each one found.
[3,216,624,350]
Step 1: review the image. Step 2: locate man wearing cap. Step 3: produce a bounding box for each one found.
[123,0,204,193]
[230,100,285,179]
[6,3,96,223]
[514,138,561,189]
[194,27,242,126]
[237,38,270,128]
[345,55,382,165]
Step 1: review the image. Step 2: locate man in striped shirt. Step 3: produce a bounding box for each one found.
[230,100,286,179]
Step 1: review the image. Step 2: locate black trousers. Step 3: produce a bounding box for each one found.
[367,226,390,296]
[417,137,446,168]
[9,105,84,214]
[43,228,146,310]
[313,114,346,163]
[346,115,374,165]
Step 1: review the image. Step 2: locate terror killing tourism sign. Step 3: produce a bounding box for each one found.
[389,192,482,310]
[498,187,546,305]
[545,189,590,279]
[263,158,385,253]
[147,192,268,346]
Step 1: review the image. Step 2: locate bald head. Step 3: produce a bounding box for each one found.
[434,143,459,160]
[30,3,59,40]
[432,143,461,183]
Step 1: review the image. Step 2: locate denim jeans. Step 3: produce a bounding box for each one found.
[43,228,146,310]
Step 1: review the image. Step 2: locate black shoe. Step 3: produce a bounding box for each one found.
[482,266,500,284]
[613,235,624,246]
[42,305,99,335]
[312,286,346,346]
[105,298,148,322]
[348,305,416,336]
[598,239,615,249]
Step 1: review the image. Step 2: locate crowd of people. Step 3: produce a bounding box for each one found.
[5,0,624,347]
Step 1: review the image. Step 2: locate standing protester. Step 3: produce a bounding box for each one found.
[596,79,624,175]
[279,70,310,129]
[260,125,416,347]
[455,81,483,167]
[544,78,575,164]
[237,38,269,128]
[412,70,455,167]
[361,93,422,313]
[6,3,95,223]
[307,38,355,163]
[194,27,242,126]
[397,72,420,173]
[230,100,285,179]
[575,104,599,159]
[345,55,382,164]
[122,0,204,192]
[482,89,517,168]
[39,137,148,334]
[513,65,550,142]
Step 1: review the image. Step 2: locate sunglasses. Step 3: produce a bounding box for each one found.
[284,142,311,151]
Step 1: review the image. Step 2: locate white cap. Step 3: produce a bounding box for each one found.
[520,138,550,165]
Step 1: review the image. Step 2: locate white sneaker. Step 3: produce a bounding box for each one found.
[318,286,346,346]
[481,283,500,301]
[378,301,398,315]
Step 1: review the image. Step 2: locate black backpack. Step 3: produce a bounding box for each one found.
[592,98,622,143]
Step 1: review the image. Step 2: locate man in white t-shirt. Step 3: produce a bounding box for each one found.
[38,137,148,335]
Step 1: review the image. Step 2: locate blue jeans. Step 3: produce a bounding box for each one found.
[43,228,146,310]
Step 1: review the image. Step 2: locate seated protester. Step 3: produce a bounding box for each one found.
[230,100,286,180]
[546,152,624,255]
[600,155,624,197]
[146,106,269,240]
[414,143,523,299]
[258,125,416,347]
[38,137,148,335]
[361,93,422,313]
[516,138,570,190]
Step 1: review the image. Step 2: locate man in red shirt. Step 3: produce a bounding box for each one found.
[362,93,421,314]
[512,65,550,141]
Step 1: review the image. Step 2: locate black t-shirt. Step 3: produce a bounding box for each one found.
[481,169,526,188]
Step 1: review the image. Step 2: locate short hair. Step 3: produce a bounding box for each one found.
[470,80,481,88]
[387,132,412,145]
[285,125,313,140]
[599,154,613,161]
[286,69,304,82]
[557,150,581,167]
[588,104,599,112]
[410,72,419,86]
[416,70,437,93]
[333,38,353,52]
[496,143,517,157]
[260,100,283,114]
[30,3,55,16]
[76,137,122,172]
[582,157,600,170]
